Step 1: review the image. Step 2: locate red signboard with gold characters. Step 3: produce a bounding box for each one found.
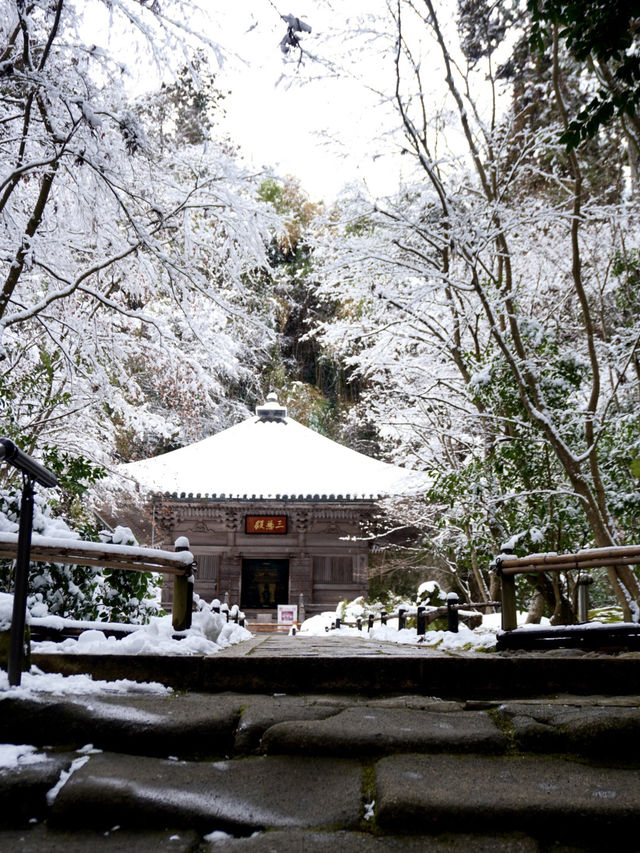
[245,515,288,535]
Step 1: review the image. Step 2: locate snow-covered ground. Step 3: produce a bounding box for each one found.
[0,666,173,698]
[1,591,252,658]
[1,589,253,698]
[30,610,252,657]
[299,605,632,652]
[299,610,507,651]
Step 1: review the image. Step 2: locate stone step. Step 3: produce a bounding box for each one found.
[199,829,540,852]
[0,827,542,852]
[0,749,75,827]
[0,826,200,852]
[48,752,363,834]
[261,706,507,756]
[10,747,640,847]
[3,691,640,763]
[375,754,640,841]
[0,693,245,759]
[32,640,640,697]
[497,700,640,757]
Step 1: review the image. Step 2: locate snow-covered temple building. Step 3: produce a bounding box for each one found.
[118,394,419,619]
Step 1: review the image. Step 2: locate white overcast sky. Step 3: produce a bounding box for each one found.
[211,1,408,202]
[83,0,419,203]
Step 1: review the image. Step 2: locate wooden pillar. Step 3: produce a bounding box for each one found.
[173,537,194,631]
[501,573,517,631]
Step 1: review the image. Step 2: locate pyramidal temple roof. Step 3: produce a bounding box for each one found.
[120,394,423,501]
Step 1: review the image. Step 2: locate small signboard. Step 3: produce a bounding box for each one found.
[245,515,288,534]
[277,604,297,625]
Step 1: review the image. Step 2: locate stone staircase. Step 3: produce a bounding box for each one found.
[1,684,640,851]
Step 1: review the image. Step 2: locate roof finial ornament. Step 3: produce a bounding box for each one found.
[256,391,288,422]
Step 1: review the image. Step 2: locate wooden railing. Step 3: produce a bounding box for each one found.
[492,544,640,631]
[330,595,499,635]
[0,532,197,631]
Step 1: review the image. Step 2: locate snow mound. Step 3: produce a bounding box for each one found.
[31,609,252,657]
[0,666,172,697]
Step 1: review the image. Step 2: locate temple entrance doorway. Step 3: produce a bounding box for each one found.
[241,558,289,609]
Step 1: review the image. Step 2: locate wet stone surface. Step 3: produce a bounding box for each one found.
[496,701,640,757]
[0,750,76,827]
[0,826,200,852]
[261,706,507,756]
[0,693,246,759]
[3,640,640,851]
[49,752,363,834]
[375,753,640,837]
[204,829,541,852]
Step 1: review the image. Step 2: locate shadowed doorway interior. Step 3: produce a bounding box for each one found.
[241,558,289,609]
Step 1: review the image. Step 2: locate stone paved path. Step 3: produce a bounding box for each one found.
[217,634,447,657]
[32,632,640,696]
[1,635,639,850]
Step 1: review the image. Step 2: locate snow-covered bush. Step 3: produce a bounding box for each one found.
[0,490,161,624]
[336,580,452,629]
[93,526,163,625]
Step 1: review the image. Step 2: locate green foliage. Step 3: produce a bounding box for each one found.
[0,348,72,465]
[0,451,162,624]
[589,605,624,624]
[256,178,367,445]
[613,249,640,323]
[528,0,640,148]
[136,52,226,150]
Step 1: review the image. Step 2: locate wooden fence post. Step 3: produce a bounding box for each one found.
[446,594,459,633]
[172,537,194,631]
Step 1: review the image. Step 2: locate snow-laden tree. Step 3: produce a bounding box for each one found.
[310,0,640,620]
[0,1,281,464]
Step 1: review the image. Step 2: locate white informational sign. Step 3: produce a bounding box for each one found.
[277,604,298,625]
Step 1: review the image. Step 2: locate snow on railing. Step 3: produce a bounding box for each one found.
[0,533,196,631]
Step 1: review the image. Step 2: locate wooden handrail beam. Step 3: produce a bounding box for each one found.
[497,544,640,572]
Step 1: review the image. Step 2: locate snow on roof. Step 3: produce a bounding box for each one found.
[119,395,424,501]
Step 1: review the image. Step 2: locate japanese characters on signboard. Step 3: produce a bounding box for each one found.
[245,515,288,534]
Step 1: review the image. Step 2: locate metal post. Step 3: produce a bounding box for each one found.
[381,610,387,626]
[446,593,459,633]
[8,477,35,686]
[577,574,594,623]
[357,617,362,631]
[1,440,57,688]
[335,616,341,629]
[416,605,426,636]
[398,608,407,631]
[368,613,375,632]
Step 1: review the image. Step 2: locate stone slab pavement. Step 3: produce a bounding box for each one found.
[2,634,640,850]
[31,633,640,697]
[1,684,640,851]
